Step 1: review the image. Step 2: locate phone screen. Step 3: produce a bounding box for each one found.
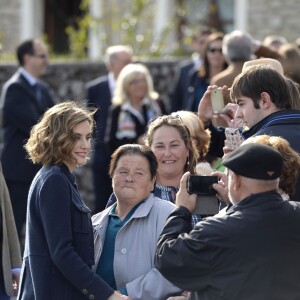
[211,88,225,114]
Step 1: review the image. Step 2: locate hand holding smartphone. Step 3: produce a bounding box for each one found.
[211,88,225,114]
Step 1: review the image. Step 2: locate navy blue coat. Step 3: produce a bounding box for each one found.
[0,70,55,183]
[85,75,113,212]
[17,164,114,300]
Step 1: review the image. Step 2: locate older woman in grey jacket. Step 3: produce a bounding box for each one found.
[92,144,181,300]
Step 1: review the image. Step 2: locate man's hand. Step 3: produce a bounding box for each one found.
[219,102,239,127]
[198,85,228,125]
[175,172,197,212]
[211,171,230,205]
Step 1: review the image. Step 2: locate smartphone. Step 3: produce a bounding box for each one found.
[211,88,225,114]
[187,175,218,195]
[224,127,244,151]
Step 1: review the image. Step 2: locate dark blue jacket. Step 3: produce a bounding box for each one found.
[0,70,55,183]
[17,164,114,300]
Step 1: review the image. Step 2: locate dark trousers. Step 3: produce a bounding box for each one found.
[0,267,9,300]
[6,181,30,239]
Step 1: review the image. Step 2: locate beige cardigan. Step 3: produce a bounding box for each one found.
[0,163,22,296]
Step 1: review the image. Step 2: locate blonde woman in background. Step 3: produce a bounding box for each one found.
[105,63,165,155]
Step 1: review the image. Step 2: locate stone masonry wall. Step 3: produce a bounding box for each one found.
[247,0,300,42]
[0,59,179,211]
[0,0,20,52]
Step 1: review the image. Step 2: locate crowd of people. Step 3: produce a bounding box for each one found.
[0,25,300,299]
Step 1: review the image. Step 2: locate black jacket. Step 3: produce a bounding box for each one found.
[155,190,300,300]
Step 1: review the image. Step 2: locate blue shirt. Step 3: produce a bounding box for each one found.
[96,202,142,291]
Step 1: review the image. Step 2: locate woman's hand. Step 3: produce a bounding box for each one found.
[108,292,131,300]
[12,271,20,295]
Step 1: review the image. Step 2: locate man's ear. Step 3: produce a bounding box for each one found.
[232,172,241,191]
[260,92,272,110]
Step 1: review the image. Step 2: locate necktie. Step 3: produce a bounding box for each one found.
[34,83,42,101]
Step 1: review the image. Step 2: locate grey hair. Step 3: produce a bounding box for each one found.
[222,30,253,63]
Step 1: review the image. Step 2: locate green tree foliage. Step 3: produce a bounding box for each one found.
[66,0,177,59]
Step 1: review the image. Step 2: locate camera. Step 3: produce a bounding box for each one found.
[187,175,218,195]
[187,175,219,215]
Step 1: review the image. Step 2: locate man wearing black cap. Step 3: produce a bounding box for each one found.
[155,143,300,300]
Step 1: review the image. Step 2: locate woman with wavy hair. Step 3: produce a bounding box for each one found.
[18,101,129,300]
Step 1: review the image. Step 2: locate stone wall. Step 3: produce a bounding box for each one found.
[248,0,300,42]
[0,59,179,211]
[0,0,20,52]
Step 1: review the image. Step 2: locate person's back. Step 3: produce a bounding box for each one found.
[190,194,300,300]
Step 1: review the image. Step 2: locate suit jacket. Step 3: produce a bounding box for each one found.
[0,70,55,183]
[85,75,112,153]
[85,75,113,212]
[170,60,195,112]
[0,163,21,296]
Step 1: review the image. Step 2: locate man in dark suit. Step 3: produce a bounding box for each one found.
[0,38,55,238]
[86,45,132,213]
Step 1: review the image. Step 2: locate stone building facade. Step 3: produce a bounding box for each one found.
[1,0,300,55]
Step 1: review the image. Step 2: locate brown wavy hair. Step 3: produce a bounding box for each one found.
[25,101,96,166]
[245,135,300,197]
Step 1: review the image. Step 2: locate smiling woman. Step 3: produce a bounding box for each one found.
[18,101,130,300]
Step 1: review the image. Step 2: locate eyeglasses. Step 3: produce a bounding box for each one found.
[33,54,48,60]
[208,48,223,54]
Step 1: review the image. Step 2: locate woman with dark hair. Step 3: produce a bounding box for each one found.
[92,144,180,299]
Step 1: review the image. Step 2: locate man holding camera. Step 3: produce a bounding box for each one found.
[155,143,300,300]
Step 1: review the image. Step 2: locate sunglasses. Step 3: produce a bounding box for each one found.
[208,48,222,54]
